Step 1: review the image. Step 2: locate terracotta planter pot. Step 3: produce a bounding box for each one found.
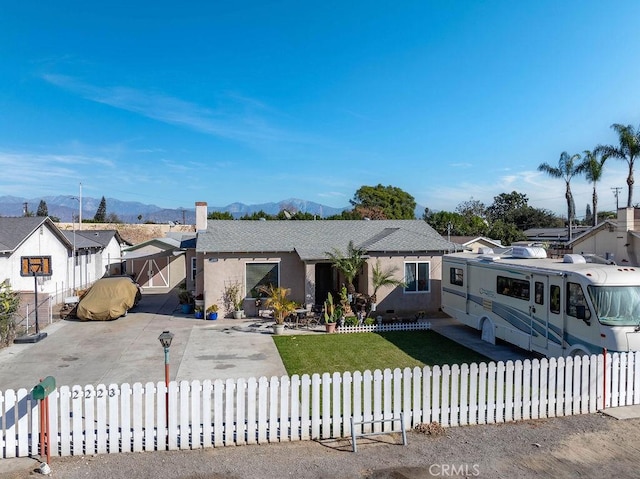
[325,322,336,333]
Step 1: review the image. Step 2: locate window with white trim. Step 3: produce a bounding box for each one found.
[404,261,430,293]
[246,263,279,297]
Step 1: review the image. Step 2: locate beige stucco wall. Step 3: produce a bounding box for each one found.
[202,252,305,317]
[200,250,444,318]
[364,254,443,316]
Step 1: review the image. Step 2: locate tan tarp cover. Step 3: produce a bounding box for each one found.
[77,277,140,321]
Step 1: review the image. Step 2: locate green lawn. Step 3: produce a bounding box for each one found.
[272,330,489,377]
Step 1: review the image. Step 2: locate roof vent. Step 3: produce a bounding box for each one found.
[512,246,547,259]
[563,254,587,264]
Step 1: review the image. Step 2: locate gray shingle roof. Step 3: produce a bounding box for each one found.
[0,217,71,253]
[196,220,458,260]
[61,230,103,249]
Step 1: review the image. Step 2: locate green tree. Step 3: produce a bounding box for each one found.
[350,184,416,219]
[576,149,607,227]
[538,152,582,241]
[0,279,20,346]
[326,240,366,295]
[423,210,488,237]
[455,198,486,219]
[486,192,529,223]
[239,210,276,220]
[208,211,235,220]
[94,196,107,222]
[36,200,48,217]
[486,220,527,246]
[326,209,363,220]
[595,123,640,208]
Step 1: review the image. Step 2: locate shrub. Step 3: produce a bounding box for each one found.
[0,280,20,347]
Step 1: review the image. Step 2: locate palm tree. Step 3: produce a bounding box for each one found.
[576,150,607,227]
[538,151,582,241]
[370,261,405,303]
[326,240,366,295]
[595,123,640,208]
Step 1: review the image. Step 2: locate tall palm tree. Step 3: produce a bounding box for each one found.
[576,150,607,227]
[595,123,640,208]
[538,151,582,241]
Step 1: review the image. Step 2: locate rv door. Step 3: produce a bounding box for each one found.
[530,274,549,353]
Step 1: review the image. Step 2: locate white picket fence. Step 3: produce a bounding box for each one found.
[1,352,639,459]
[336,321,431,333]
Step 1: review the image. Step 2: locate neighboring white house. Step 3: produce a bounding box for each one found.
[0,217,73,301]
[449,236,502,253]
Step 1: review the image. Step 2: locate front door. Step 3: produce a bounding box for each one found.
[530,273,549,353]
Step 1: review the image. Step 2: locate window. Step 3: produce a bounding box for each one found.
[405,262,430,293]
[246,263,279,297]
[450,267,463,286]
[534,281,544,305]
[567,282,591,321]
[550,285,560,314]
[191,257,197,282]
[497,275,530,301]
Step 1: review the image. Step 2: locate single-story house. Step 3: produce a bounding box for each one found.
[193,202,459,318]
[449,236,502,253]
[568,207,640,266]
[0,217,74,297]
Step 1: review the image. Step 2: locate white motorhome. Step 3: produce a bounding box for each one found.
[441,246,640,357]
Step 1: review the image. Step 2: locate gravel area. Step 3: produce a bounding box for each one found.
[9,412,640,478]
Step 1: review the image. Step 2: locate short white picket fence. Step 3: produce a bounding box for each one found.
[336,321,431,333]
[1,352,639,459]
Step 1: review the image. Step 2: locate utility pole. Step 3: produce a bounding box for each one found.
[79,182,82,230]
[612,187,622,210]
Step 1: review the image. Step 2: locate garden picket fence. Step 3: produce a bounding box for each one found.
[1,351,639,459]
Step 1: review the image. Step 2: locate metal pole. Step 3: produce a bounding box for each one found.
[164,347,170,425]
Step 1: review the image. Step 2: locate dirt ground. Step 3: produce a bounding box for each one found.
[5,412,639,479]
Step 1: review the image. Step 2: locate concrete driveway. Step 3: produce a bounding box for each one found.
[0,290,287,391]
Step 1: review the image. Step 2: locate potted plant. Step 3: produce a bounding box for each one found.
[178,289,194,314]
[323,292,341,333]
[223,282,245,319]
[194,306,204,319]
[206,304,218,320]
[259,285,296,335]
[194,293,205,310]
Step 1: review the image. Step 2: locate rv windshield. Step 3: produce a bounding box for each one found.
[588,285,640,326]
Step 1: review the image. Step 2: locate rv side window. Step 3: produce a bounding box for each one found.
[534,282,544,305]
[567,282,591,321]
[450,267,463,286]
[550,285,560,313]
[497,276,530,301]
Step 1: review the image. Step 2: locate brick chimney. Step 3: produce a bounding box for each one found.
[196,202,208,232]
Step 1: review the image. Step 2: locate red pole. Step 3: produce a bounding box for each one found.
[39,400,45,460]
[44,397,50,465]
[602,348,607,411]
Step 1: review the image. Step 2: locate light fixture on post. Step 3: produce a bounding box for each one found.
[158,330,174,425]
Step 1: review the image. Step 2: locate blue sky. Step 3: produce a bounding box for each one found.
[2,1,640,218]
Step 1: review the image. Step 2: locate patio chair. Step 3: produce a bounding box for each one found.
[302,304,321,329]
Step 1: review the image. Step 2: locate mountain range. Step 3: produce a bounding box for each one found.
[0,196,348,223]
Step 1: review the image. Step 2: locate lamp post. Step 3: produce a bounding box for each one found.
[158,330,174,425]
